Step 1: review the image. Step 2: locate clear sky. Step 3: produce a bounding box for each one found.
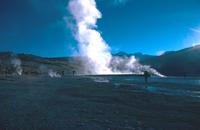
[0,0,200,57]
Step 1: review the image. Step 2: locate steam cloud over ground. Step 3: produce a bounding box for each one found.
[68,0,164,76]
[11,58,23,76]
[68,0,112,74]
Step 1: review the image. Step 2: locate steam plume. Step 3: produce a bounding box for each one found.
[68,0,112,74]
[68,0,164,77]
[11,58,23,76]
[48,70,61,78]
[110,56,164,77]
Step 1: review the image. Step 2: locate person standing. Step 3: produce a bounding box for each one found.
[144,71,150,83]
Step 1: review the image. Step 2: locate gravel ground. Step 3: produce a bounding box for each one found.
[0,75,200,130]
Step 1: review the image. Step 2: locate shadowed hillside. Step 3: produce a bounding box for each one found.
[1,45,200,76]
[115,45,200,76]
[0,52,84,76]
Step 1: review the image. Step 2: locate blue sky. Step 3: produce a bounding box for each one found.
[0,0,200,57]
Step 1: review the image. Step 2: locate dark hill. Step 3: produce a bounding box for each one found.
[0,52,84,75]
[132,45,200,76]
[1,45,200,76]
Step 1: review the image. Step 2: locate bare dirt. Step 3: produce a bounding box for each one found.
[0,75,200,130]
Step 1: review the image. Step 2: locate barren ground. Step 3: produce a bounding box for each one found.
[0,75,200,130]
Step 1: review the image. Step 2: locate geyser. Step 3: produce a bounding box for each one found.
[48,70,61,78]
[68,0,112,74]
[11,57,23,76]
[68,0,164,77]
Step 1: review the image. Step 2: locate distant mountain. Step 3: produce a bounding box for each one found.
[0,52,84,75]
[1,45,200,76]
[114,51,132,57]
[121,45,200,77]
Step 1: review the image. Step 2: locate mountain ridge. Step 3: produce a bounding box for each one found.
[0,45,200,76]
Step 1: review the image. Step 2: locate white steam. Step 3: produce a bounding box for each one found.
[68,0,112,74]
[11,58,23,76]
[68,0,164,77]
[48,70,61,78]
[111,56,164,77]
